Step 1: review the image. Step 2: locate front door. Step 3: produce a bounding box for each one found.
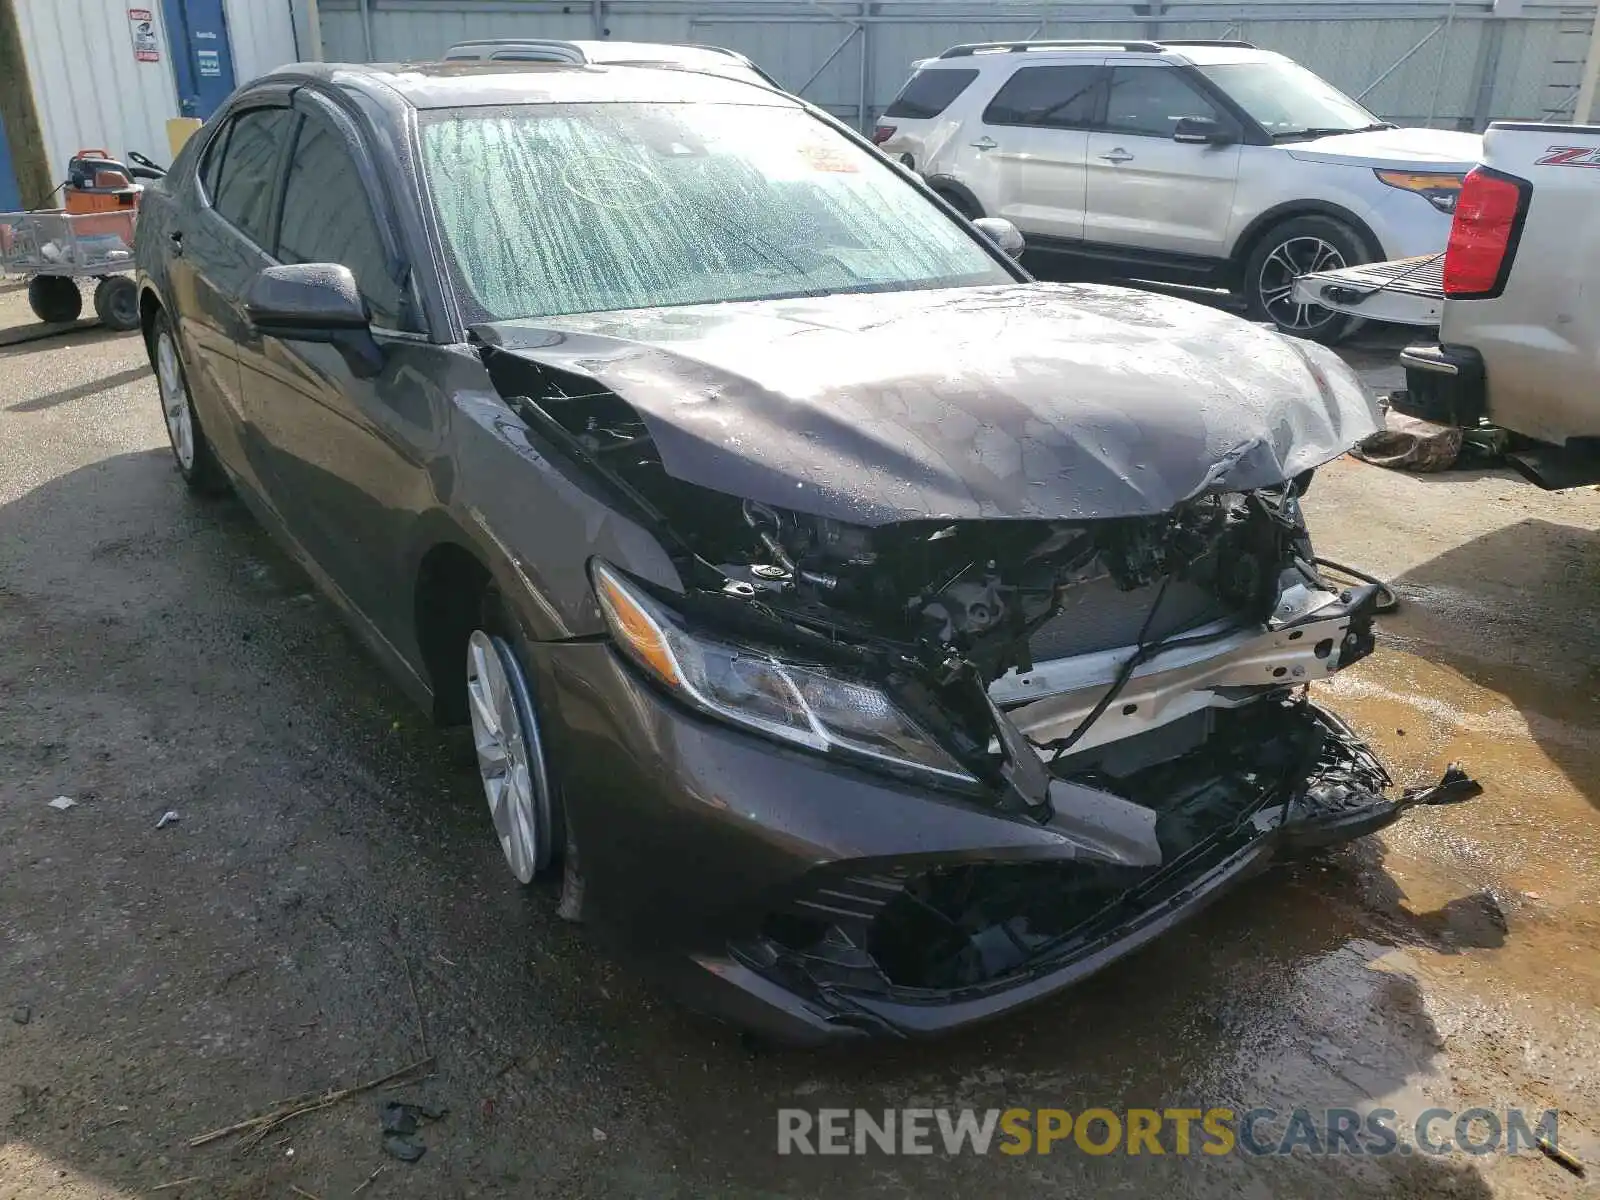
[945,62,1105,243]
[1083,64,1242,259]
[161,0,238,119]
[240,97,430,640]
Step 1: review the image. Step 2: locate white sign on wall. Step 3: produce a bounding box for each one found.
[128,8,161,63]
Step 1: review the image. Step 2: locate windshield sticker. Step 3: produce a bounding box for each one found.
[798,141,859,173]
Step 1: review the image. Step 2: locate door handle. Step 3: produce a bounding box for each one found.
[969,136,998,151]
[1099,148,1134,164]
[169,230,184,257]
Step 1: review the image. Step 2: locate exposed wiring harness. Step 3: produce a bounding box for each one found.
[1313,557,1399,614]
[1029,554,1399,765]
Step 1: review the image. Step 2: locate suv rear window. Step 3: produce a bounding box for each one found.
[884,69,979,119]
[982,65,1104,129]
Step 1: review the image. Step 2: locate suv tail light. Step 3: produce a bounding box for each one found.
[871,124,896,145]
[1443,166,1531,298]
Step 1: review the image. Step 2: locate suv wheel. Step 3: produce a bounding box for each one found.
[934,187,981,220]
[1243,216,1367,344]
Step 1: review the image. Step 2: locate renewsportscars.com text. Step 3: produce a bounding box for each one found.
[777,1106,1561,1158]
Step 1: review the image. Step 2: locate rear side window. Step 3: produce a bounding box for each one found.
[884,68,979,119]
[983,65,1104,129]
[198,123,231,198]
[210,108,295,247]
[277,111,409,329]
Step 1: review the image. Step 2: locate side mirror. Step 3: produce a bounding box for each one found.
[972,216,1025,260]
[244,263,383,378]
[1173,116,1235,146]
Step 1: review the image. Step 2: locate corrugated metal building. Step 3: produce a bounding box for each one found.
[2,0,1595,208]
[4,0,297,200]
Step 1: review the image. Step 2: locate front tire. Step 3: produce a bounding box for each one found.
[149,310,227,493]
[466,626,558,885]
[1242,215,1368,344]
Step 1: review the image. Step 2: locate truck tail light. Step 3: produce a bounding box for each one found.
[1443,166,1531,298]
[871,124,896,145]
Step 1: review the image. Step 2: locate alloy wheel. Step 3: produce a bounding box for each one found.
[1256,235,1347,334]
[156,330,195,471]
[466,629,552,884]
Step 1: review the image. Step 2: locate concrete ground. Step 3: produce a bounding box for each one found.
[2,278,1598,1200]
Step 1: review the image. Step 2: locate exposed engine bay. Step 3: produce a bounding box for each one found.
[482,349,1379,815]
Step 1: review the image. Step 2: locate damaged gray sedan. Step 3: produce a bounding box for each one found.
[134,59,1464,1044]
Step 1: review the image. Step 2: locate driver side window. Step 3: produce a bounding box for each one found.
[276,110,414,331]
[1103,66,1223,138]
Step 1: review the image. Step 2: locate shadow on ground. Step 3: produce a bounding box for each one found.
[1383,516,1600,812]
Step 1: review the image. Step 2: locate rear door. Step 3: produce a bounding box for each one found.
[1083,63,1242,257]
[944,62,1105,241]
[240,93,433,640]
[166,101,295,495]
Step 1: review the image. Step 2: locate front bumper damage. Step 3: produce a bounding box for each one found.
[535,577,1473,1046]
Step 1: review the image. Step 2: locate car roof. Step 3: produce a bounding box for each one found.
[921,39,1281,69]
[279,59,797,110]
[445,38,751,67]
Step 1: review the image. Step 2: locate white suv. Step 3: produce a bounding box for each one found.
[876,39,1481,341]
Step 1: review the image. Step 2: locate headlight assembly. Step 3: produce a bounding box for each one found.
[590,560,976,785]
[1374,170,1464,214]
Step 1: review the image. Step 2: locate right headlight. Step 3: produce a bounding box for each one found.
[1374,169,1464,214]
[590,560,976,785]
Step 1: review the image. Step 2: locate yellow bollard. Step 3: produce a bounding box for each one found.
[166,118,203,159]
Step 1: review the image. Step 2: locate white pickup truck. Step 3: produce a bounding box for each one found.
[1293,120,1600,488]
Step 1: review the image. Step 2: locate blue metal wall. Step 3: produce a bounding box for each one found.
[0,111,20,211]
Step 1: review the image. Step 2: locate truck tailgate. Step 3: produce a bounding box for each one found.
[1292,254,1444,327]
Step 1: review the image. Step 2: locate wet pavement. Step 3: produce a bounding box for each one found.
[2,281,1598,1198]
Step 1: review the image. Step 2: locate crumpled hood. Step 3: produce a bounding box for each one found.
[475,282,1380,525]
[1285,126,1481,170]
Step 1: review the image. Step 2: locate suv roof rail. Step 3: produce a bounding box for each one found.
[1156,38,1258,48]
[937,39,1163,58]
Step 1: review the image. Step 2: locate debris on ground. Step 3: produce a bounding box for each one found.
[11,1004,30,1025]
[188,1058,434,1149]
[1354,399,1512,474]
[379,1100,445,1163]
[156,810,180,829]
[46,796,76,811]
[1399,763,1484,809]
[1353,411,1464,472]
[1537,1134,1586,1178]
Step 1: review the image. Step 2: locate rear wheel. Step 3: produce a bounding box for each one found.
[934,187,981,220]
[1242,215,1368,344]
[27,275,82,323]
[93,276,140,331]
[150,310,227,493]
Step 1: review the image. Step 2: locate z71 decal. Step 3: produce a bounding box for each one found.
[1537,145,1600,168]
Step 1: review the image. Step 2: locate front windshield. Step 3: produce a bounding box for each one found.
[420,103,1013,322]
[1199,60,1385,138]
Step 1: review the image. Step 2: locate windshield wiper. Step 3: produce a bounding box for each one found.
[1272,122,1396,141]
